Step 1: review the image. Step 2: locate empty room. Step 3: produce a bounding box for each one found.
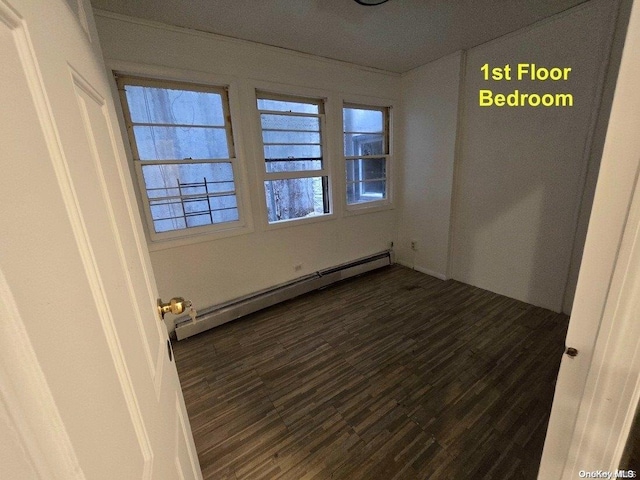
[2,0,640,479]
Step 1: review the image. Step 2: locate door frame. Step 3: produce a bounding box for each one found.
[540,0,640,476]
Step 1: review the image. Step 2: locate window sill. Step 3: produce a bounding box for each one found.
[344,200,394,217]
[147,222,254,251]
[264,212,336,231]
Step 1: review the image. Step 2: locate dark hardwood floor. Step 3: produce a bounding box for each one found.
[173,265,568,479]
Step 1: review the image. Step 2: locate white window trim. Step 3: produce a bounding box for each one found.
[108,63,254,249]
[343,102,393,213]
[255,90,335,227]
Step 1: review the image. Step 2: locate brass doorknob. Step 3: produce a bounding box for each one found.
[157,297,191,319]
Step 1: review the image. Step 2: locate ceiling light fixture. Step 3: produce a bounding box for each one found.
[354,0,390,5]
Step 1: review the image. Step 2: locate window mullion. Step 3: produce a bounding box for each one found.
[133,157,237,165]
[259,110,322,118]
[264,170,327,181]
[347,178,387,184]
[345,154,390,160]
[263,143,323,146]
[130,122,227,129]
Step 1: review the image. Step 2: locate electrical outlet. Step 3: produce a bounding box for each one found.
[294,264,303,272]
[411,240,417,251]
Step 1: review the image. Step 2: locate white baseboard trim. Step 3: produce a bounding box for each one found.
[175,251,392,340]
[395,259,413,270]
[395,260,448,280]
[414,265,448,280]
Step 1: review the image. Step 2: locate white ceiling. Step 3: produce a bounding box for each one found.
[90,0,590,73]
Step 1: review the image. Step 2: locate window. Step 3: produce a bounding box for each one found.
[116,75,241,238]
[256,92,330,223]
[343,104,390,206]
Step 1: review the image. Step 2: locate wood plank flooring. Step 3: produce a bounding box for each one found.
[173,265,568,479]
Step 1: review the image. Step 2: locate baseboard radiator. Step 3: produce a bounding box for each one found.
[174,250,392,340]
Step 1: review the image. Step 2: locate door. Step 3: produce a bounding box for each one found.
[539,0,640,477]
[0,0,201,478]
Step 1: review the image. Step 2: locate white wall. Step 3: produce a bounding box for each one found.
[97,0,622,329]
[561,0,632,314]
[450,0,618,312]
[94,12,401,330]
[396,53,462,279]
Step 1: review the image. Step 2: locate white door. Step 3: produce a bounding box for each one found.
[539,0,640,477]
[0,0,201,478]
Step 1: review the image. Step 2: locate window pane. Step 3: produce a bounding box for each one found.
[260,114,319,132]
[347,181,386,204]
[346,158,386,205]
[141,163,235,197]
[153,217,187,233]
[266,159,322,173]
[264,144,321,160]
[346,158,386,182]
[344,134,384,156]
[262,130,321,144]
[343,107,383,133]
[257,98,319,114]
[141,162,238,233]
[264,177,328,223]
[133,126,229,160]
[125,85,225,126]
[150,196,238,232]
[265,159,322,173]
[260,112,323,173]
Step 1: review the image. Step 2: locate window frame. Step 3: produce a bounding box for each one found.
[343,102,392,211]
[115,74,247,242]
[255,90,333,226]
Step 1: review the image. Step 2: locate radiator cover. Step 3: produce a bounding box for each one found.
[174,251,392,340]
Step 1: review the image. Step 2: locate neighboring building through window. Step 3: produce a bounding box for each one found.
[116,75,241,238]
[343,104,390,205]
[256,92,330,223]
